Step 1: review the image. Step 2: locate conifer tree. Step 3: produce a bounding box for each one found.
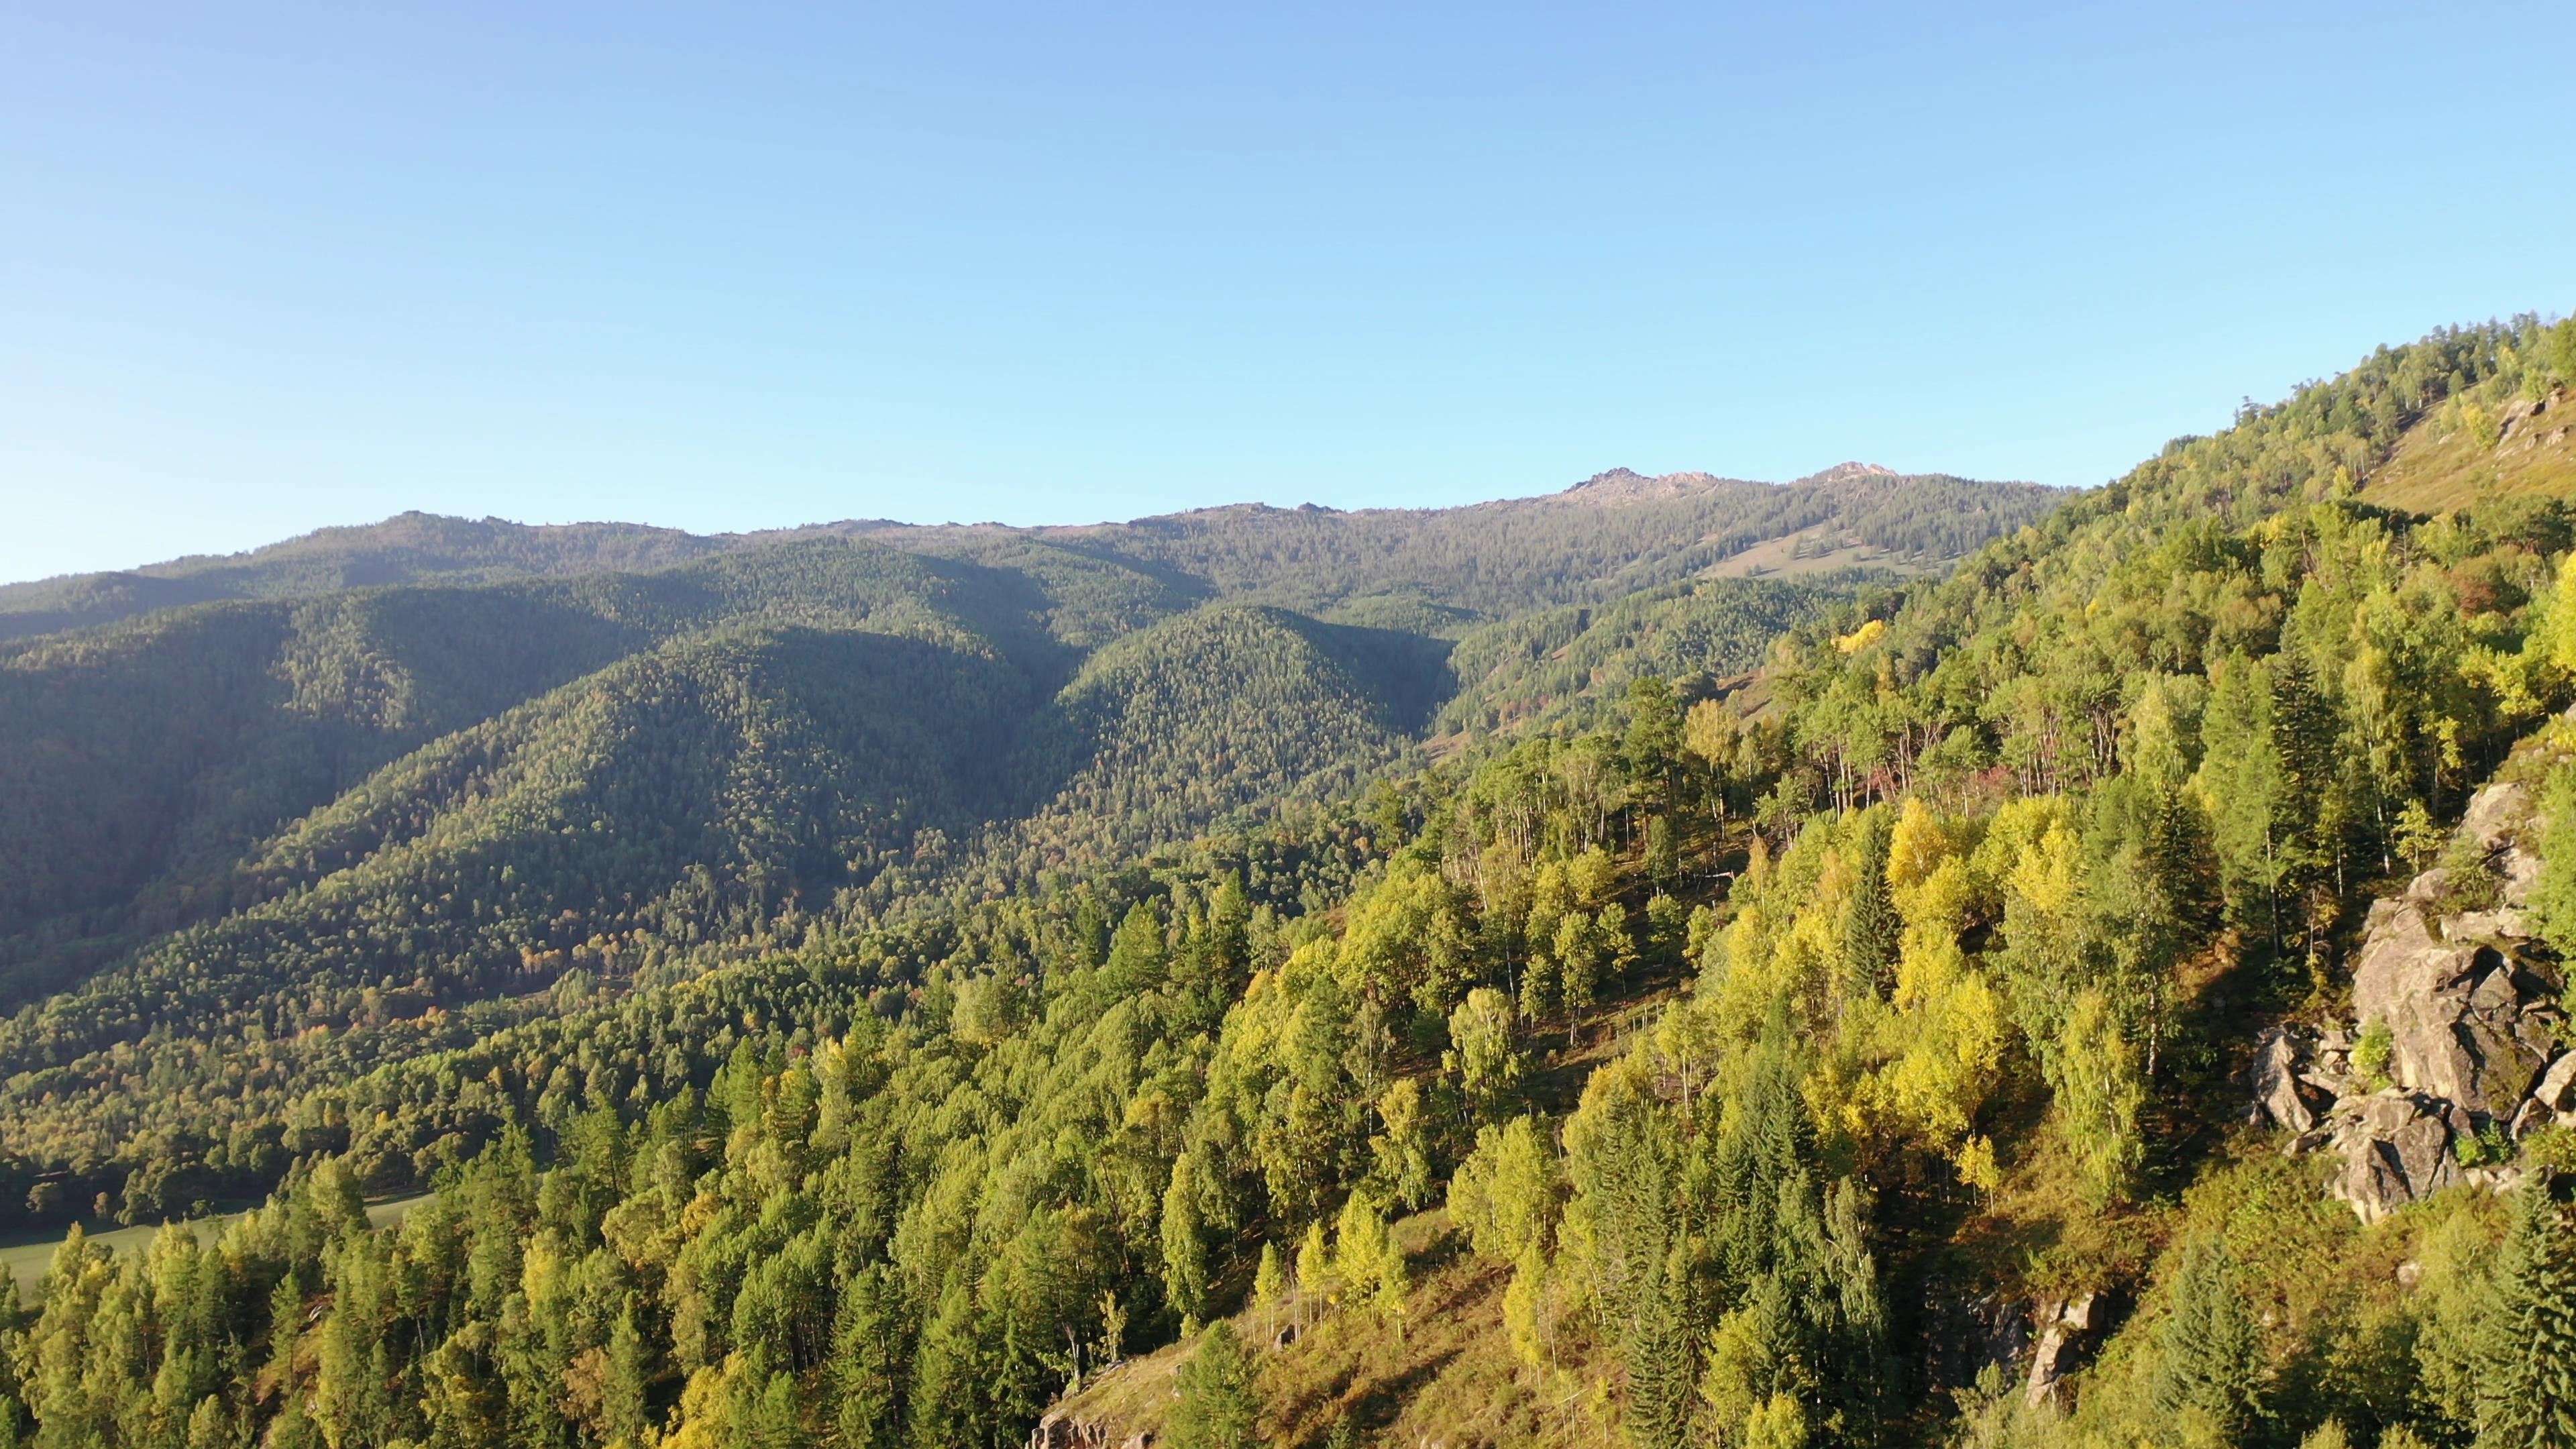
[1161,1154,1210,1328]
[1839,805,1900,1003]
[2151,1237,2266,1445]
[2474,1168,2576,1449]
[1104,902,1168,998]
[1627,677,1686,810]
[1623,1275,1698,1449]
[1167,1322,1260,1449]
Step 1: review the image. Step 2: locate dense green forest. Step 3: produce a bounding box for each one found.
[2,317,2575,1449]
[0,465,2040,1231]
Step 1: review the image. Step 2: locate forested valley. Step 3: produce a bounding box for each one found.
[1,317,2575,1449]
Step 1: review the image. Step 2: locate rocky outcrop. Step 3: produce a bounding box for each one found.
[2248,1026,2322,1133]
[1918,1283,2119,1410]
[1029,1416,1152,1449]
[2253,780,2572,1223]
[1027,1360,1144,1449]
[2326,1091,2465,1222]
[1029,1411,1114,1449]
[2025,1292,2108,1409]
[2349,898,2558,1115]
[1916,1289,2029,1394]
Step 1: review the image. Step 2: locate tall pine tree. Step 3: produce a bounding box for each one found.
[2150,1236,2266,1446]
[1167,1322,1260,1449]
[2475,1167,2576,1449]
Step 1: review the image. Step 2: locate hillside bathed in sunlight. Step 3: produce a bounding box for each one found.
[13,5,2576,1448]
[0,317,2574,1449]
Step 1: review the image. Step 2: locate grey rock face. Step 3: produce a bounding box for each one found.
[2459,782,2544,905]
[2025,1293,2106,1409]
[2349,901,2557,1116]
[2248,1026,2318,1133]
[2326,1091,2462,1224]
[2253,775,2572,1224]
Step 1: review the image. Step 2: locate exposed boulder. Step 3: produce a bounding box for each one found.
[2298,1025,2359,1099]
[2349,898,2559,1116]
[2446,907,2530,941]
[2248,1026,2320,1133]
[1030,1411,1114,1449]
[2536,1053,2576,1113]
[2025,1292,2108,1409]
[2325,1091,2463,1224]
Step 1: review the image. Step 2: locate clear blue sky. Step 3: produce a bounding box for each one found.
[5,3,2571,586]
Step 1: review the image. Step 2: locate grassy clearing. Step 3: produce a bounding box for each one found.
[1051,1211,1613,1449]
[1703,526,1957,581]
[0,1193,433,1300]
[2363,387,2576,513]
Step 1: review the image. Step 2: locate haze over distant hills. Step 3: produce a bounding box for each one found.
[0,463,2046,641]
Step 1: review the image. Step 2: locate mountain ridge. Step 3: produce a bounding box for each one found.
[0,468,2067,1222]
[0,465,2058,640]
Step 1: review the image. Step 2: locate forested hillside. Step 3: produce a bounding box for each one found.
[2,316,2574,1449]
[0,466,2049,1232]
[0,515,739,642]
[1436,576,1862,735]
[0,466,2056,643]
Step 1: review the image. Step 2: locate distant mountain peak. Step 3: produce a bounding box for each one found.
[1794,461,1902,485]
[1559,462,1917,504]
[1558,467,1735,502]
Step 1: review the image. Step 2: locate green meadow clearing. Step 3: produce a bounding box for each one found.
[0,1194,432,1300]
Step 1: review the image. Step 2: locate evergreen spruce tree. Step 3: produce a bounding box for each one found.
[2196,654,2281,933]
[1622,1275,1698,1449]
[2151,1237,2266,1445]
[2474,1168,2576,1449]
[1839,805,1900,1003]
[906,1277,985,1449]
[1167,1322,1261,1449]
[603,1302,653,1446]
[1104,901,1169,998]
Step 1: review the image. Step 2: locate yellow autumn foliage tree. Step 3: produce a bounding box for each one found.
[1851,803,2006,1183]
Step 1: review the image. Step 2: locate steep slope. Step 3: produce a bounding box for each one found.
[1026,313,2576,1449]
[1436,574,1854,735]
[0,536,1134,998]
[975,605,1450,888]
[2361,380,2576,515]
